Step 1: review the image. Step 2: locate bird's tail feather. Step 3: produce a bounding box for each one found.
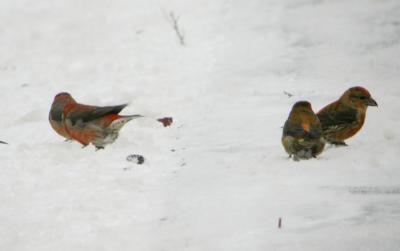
[110,115,142,130]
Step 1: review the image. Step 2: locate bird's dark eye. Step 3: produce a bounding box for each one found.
[359,96,367,100]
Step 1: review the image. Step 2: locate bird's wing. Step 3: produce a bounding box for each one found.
[306,123,323,139]
[318,108,358,133]
[283,120,308,138]
[66,104,128,124]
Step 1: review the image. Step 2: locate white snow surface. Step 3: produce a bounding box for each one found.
[1,0,400,250]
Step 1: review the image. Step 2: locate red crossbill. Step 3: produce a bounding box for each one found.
[282,101,325,160]
[317,86,377,146]
[50,92,141,150]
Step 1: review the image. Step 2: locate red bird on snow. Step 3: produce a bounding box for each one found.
[49,92,141,150]
[317,86,378,146]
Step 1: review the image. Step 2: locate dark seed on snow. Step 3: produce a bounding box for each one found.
[126,154,145,164]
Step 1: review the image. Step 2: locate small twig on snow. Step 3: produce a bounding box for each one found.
[168,12,185,46]
[283,91,293,98]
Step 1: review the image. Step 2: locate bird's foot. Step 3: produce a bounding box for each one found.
[292,155,301,161]
[329,140,348,146]
[95,146,105,151]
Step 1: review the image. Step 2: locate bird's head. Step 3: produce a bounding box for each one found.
[341,86,378,108]
[53,92,76,104]
[292,101,313,110]
[290,101,314,118]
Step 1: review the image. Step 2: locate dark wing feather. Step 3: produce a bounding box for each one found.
[306,123,323,139]
[69,104,128,124]
[283,120,307,138]
[318,108,358,133]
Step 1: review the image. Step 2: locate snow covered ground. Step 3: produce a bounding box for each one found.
[1,0,400,250]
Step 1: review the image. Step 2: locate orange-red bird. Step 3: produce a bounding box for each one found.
[50,92,141,149]
[282,101,325,160]
[317,86,377,146]
[49,92,77,140]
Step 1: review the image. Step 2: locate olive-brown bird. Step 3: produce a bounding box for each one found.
[50,92,141,150]
[282,101,325,160]
[317,86,378,146]
[49,92,77,140]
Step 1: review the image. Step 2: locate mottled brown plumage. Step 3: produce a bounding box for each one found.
[317,86,377,146]
[282,101,325,160]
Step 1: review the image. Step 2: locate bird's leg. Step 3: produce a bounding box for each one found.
[292,155,300,161]
[330,140,348,146]
[95,146,105,151]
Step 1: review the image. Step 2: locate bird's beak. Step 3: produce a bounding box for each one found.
[366,97,378,107]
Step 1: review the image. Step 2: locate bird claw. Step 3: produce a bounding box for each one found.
[95,146,105,151]
[330,141,348,146]
[292,155,300,161]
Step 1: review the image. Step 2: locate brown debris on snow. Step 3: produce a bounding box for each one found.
[157,117,173,127]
